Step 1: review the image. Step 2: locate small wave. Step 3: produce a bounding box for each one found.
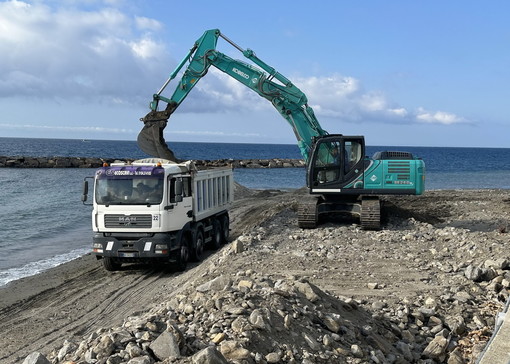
[0,248,90,287]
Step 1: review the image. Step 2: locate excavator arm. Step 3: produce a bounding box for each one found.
[138,29,328,162]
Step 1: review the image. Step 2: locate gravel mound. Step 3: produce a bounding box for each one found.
[13,189,510,364]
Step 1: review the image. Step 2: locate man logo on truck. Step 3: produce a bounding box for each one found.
[119,216,136,226]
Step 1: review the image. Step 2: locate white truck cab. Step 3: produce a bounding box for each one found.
[83,158,233,271]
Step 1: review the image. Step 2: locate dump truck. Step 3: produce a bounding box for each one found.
[82,158,233,271]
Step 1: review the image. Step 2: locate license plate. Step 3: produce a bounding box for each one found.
[119,252,137,258]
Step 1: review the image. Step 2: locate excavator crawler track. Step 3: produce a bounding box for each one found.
[360,197,381,230]
[298,197,319,229]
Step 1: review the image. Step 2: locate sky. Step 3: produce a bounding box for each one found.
[0,0,509,148]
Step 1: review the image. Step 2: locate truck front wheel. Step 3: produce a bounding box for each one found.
[103,257,121,271]
[191,229,204,262]
[174,234,190,272]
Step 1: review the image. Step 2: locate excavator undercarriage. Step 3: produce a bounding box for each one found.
[297,195,381,230]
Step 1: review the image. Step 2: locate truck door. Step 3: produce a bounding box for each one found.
[167,176,193,224]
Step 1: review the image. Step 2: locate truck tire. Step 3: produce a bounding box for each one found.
[174,234,190,272]
[191,229,204,262]
[209,219,222,250]
[220,214,230,244]
[103,257,121,271]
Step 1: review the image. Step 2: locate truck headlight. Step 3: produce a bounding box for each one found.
[92,243,103,253]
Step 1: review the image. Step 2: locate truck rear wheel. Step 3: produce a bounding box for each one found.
[220,214,229,244]
[191,229,204,262]
[209,219,222,250]
[174,234,190,272]
[103,257,121,271]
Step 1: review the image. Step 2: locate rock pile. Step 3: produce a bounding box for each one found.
[24,258,419,363]
[18,190,510,363]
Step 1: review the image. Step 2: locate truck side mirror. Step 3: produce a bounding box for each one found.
[82,180,89,202]
[82,177,93,205]
[174,179,183,202]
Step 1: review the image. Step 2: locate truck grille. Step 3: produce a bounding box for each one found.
[388,161,411,180]
[104,214,152,228]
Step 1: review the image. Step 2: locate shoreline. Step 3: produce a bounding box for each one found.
[0,253,97,309]
[0,247,90,290]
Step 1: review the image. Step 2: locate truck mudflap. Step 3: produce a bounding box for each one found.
[92,231,181,261]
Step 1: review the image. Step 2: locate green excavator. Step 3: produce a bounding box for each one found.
[138,29,425,229]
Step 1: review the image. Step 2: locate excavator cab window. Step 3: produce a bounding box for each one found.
[310,137,365,187]
[344,140,362,174]
[313,141,342,184]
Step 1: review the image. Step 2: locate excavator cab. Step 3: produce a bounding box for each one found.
[307,135,365,191]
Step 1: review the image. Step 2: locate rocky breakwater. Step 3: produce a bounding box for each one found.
[0,156,305,169]
[0,155,114,168]
[216,159,305,169]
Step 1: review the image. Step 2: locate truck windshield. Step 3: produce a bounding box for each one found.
[95,174,164,205]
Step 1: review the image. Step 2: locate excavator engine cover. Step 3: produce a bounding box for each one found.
[137,102,178,161]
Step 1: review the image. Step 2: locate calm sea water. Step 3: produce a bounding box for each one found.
[1,137,510,286]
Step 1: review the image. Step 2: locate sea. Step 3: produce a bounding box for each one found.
[1,136,510,287]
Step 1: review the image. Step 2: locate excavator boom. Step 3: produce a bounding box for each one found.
[138,29,327,162]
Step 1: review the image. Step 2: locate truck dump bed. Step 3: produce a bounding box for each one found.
[192,167,234,221]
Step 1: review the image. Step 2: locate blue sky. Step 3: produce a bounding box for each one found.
[1,0,509,147]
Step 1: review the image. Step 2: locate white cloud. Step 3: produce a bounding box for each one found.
[415,108,465,125]
[0,123,262,138]
[0,1,467,130]
[294,74,407,122]
[135,16,162,31]
[164,68,268,114]
[293,75,468,126]
[388,108,408,117]
[130,37,160,59]
[0,1,169,103]
[158,69,468,127]
[172,130,262,138]
[0,122,134,134]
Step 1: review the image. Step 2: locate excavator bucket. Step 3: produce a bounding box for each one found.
[137,102,178,161]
